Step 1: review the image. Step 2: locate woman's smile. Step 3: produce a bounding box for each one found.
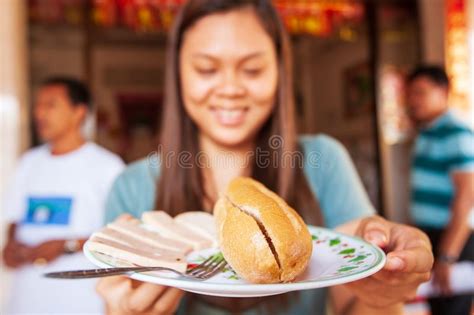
[209,105,250,127]
[179,6,277,147]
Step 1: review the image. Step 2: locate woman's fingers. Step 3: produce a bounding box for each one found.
[371,268,431,287]
[126,283,167,313]
[96,276,129,296]
[96,276,133,314]
[359,217,433,274]
[151,288,185,315]
[348,276,420,305]
[357,216,391,248]
[96,276,183,315]
[384,254,406,271]
[381,225,433,273]
[384,247,434,273]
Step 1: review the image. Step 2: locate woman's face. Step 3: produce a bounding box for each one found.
[180,7,278,148]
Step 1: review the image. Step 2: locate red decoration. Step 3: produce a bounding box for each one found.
[92,0,117,27]
[274,0,364,36]
[29,0,365,37]
[445,0,469,112]
[29,0,85,25]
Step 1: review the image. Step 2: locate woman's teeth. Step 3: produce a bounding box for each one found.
[221,109,241,120]
[212,107,247,126]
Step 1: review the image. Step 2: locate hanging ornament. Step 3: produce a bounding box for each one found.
[92,0,117,27]
[446,0,470,113]
[86,0,365,36]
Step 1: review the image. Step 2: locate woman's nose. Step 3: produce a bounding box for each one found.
[216,71,246,98]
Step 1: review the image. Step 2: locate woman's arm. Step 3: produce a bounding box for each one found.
[301,135,376,228]
[103,160,156,224]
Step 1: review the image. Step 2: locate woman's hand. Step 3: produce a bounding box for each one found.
[344,216,433,309]
[96,214,184,314]
[96,276,184,315]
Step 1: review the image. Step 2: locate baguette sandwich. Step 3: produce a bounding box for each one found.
[214,177,312,284]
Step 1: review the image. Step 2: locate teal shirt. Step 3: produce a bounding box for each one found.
[411,110,474,228]
[104,134,375,315]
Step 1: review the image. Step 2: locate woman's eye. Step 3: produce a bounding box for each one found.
[196,68,217,76]
[243,68,263,77]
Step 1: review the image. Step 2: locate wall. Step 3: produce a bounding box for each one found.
[293,34,380,208]
[376,1,453,223]
[418,0,445,65]
[470,0,474,113]
[91,31,165,162]
[0,1,28,312]
[29,26,86,84]
[376,3,422,223]
[296,37,373,138]
[29,24,89,143]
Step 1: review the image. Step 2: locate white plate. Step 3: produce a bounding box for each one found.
[84,226,386,297]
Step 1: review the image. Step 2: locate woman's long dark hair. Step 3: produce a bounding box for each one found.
[156,0,321,226]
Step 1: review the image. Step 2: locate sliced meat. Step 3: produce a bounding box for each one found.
[174,211,217,246]
[88,237,187,272]
[93,228,185,259]
[142,211,212,250]
[108,221,192,254]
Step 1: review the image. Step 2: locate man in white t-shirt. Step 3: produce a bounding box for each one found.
[2,77,125,314]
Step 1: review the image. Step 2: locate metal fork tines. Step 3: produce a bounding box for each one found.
[43,254,228,281]
[187,255,227,279]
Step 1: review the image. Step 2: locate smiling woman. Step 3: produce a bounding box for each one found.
[156,0,319,220]
[179,6,277,145]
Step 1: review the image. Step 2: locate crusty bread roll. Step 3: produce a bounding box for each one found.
[214,177,313,284]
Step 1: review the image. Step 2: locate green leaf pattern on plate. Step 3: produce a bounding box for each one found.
[310,230,378,278]
[191,230,380,281]
[191,252,240,280]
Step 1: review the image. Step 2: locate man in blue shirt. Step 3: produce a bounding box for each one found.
[407,65,474,315]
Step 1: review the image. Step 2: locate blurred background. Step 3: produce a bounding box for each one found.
[0,0,472,313]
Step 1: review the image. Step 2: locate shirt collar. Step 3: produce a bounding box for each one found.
[421,110,452,131]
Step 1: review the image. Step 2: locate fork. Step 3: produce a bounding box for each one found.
[44,254,228,281]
